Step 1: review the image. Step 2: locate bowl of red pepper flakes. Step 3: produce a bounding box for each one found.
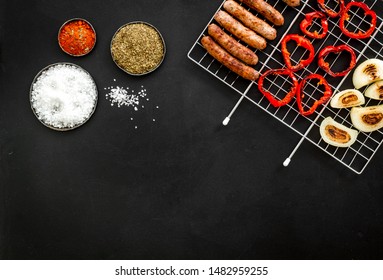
[58,18,96,57]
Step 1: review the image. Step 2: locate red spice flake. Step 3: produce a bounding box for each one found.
[58,19,96,56]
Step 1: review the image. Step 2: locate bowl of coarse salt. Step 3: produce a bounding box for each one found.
[30,62,98,131]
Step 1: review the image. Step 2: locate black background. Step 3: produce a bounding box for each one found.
[1,0,383,260]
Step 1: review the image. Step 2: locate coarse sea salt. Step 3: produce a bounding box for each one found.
[30,64,97,130]
[105,85,147,108]
[105,81,160,130]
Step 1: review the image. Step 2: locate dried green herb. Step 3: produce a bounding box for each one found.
[111,23,165,75]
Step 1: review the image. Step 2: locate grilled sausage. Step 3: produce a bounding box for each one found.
[201,36,259,81]
[223,0,277,40]
[214,10,267,50]
[282,0,300,7]
[238,0,284,26]
[208,24,258,65]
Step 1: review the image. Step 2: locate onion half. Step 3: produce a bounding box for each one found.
[352,59,383,89]
[350,105,383,132]
[320,117,358,147]
[330,89,365,108]
[365,80,383,100]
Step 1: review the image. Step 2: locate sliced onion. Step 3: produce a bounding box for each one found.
[352,58,383,89]
[330,89,365,108]
[364,80,383,100]
[350,105,383,132]
[320,117,358,147]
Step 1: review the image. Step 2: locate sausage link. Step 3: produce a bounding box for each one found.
[214,10,267,50]
[282,0,300,7]
[208,24,258,65]
[201,36,259,81]
[223,0,277,40]
[238,0,284,26]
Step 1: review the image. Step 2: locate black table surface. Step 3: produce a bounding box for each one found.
[1,0,383,260]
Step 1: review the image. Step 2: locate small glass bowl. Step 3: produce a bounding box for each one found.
[30,62,98,131]
[110,21,166,76]
[58,18,97,57]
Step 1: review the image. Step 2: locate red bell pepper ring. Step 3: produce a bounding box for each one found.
[300,11,328,40]
[318,45,356,77]
[258,68,299,107]
[339,2,377,39]
[317,0,345,18]
[281,34,315,72]
[296,73,332,116]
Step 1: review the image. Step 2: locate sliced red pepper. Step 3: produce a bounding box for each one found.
[318,45,356,77]
[339,2,377,39]
[296,73,332,116]
[257,68,298,107]
[281,34,315,72]
[300,11,328,40]
[317,0,345,18]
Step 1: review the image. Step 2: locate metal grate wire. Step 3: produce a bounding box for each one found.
[187,0,383,174]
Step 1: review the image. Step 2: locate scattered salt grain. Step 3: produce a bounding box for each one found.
[105,83,159,129]
[105,85,147,109]
[105,86,139,108]
[30,63,97,129]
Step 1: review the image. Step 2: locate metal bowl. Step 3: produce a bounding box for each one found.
[110,21,166,76]
[30,62,98,131]
[58,18,97,57]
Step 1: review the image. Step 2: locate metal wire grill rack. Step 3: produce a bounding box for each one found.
[187,0,383,174]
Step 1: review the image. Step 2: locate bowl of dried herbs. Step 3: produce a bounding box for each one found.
[110,21,166,76]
